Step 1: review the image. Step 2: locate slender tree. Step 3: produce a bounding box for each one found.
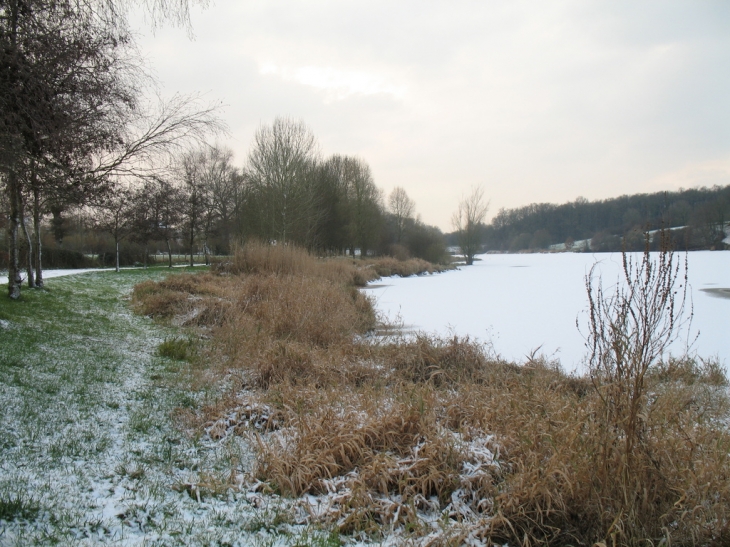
[452,185,489,265]
[177,150,205,266]
[388,186,415,244]
[246,117,320,245]
[94,185,135,272]
[345,157,383,258]
[203,145,240,254]
[150,177,184,268]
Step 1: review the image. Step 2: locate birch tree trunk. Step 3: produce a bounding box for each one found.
[189,225,195,267]
[33,180,43,288]
[20,208,35,288]
[7,171,22,299]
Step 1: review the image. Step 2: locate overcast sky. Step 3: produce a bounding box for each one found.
[132,0,730,231]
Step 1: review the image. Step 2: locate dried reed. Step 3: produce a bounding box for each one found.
[132,240,730,546]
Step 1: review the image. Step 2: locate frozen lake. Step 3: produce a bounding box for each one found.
[366,251,730,374]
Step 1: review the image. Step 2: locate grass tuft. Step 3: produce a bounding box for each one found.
[157,336,196,361]
[0,494,40,522]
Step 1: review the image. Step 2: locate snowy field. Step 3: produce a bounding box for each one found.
[366,251,730,374]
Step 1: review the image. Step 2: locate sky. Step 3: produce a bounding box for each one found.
[131,0,730,231]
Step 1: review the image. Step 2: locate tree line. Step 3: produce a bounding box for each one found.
[470,186,730,252]
[2,113,449,294]
[0,0,478,302]
[87,118,445,266]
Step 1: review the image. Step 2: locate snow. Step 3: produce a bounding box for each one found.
[0,264,206,285]
[0,268,113,285]
[0,272,292,546]
[366,251,730,373]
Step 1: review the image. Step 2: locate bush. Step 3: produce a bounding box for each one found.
[368,256,437,277]
[574,231,721,545]
[41,248,94,269]
[97,249,145,268]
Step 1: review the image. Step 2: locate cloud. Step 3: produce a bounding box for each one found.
[259,63,407,102]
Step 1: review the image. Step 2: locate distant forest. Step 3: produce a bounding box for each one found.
[450,185,730,252]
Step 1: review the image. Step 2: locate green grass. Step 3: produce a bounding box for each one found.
[157,336,196,361]
[0,494,40,522]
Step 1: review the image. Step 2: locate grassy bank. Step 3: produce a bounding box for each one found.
[130,242,730,546]
[0,266,345,546]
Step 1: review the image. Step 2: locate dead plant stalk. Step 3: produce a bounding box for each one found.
[585,231,692,539]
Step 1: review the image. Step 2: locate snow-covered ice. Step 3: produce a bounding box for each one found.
[366,251,730,373]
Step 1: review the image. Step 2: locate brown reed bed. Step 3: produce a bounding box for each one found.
[133,241,730,546]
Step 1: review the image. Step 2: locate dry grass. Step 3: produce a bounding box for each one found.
[217,240,379,286]
[133,241,730,546]
[365,256,442,278]
[216,240,447,283]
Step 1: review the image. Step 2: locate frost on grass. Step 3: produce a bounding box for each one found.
[0,271,325,546]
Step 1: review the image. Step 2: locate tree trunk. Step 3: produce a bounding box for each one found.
[115,239,120,273]
[203,241,210,265]
[144,244,148,269]
[7,171,22,299]
[189,227,194,267]
[33,181,43,287]
[20,206,35,288]
[166,238,173,268]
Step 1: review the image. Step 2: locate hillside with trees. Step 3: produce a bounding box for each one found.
[463,186,730,252]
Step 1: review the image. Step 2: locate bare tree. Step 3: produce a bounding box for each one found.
[94,185,135,272]
[0,0,139,297]
[388,186,415,243]
[1,0,223,299]
[452,185,489,266]
[345,157,383,258]
[246,117,320,245]
[148,177,184,268]
[92,94,224,181]
[193,145,240,258]
[175,150,206,266]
